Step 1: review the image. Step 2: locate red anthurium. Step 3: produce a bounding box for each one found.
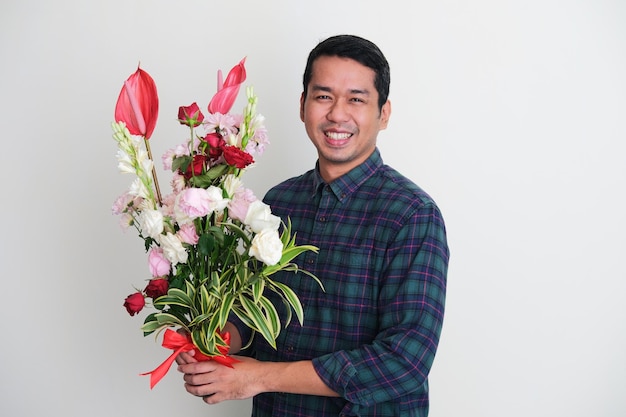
[208,57,246,115]
[178,102,204,127]
[115,66,159,139]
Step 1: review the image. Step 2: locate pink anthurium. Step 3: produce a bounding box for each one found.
[115,66,159,139]
[208,57,246,115]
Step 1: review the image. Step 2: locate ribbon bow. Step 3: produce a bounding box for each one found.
[140,328,238,389]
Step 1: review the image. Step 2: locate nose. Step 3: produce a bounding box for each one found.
[326,100,349,123]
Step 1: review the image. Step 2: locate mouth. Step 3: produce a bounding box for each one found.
[324,131,352,146]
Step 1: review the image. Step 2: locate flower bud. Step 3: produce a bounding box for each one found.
[144,278,169,299]
[178,102,204,127]
[123,292,146,316]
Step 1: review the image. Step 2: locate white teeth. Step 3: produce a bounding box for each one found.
[326,132,351,140]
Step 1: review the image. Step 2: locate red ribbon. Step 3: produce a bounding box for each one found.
[140,328,239,389]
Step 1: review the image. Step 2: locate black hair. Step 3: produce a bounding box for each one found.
[302,34,391,110]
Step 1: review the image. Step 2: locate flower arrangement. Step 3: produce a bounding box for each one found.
[111,58,320,388]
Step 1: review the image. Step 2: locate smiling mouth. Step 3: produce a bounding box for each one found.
[325,131,352,145]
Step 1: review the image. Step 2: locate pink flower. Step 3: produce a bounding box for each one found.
[112,192,143,215]
[123,292,145,316]
[112,193,132,215]
[175,185,228,218]
[177,188,213,220]
[208,58,246,115]
[229,187,257,222]
[114,66,159,139]
[148,247,171,277]
[178,223,199,245]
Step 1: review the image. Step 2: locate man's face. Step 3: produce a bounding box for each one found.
[300,55,391,182]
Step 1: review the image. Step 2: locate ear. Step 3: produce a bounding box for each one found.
[379,100,391,130]
[299,92,305,122]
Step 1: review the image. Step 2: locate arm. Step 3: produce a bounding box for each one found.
[313,202,449,406]
[176,322,339,404]
[178,356,339,404]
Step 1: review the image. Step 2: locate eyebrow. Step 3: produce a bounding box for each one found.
[310,84,371,96]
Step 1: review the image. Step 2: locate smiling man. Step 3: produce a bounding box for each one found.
[177,34,449,417]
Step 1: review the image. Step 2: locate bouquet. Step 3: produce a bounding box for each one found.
[111,58,320,388]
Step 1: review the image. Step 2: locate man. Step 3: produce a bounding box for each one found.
[177,34,449,416]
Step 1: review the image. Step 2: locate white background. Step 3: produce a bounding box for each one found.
[1,1,625,416]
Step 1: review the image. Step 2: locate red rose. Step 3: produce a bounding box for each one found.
[183,154,207,179]
[203,132,225,158]
[222,145,254,169]
[123,292,145,316]
[144,278,169,299]
[178,102,204,127]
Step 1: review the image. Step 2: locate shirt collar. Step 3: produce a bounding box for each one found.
[311,148,383,202]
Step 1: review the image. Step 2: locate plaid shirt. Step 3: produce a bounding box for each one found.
[235,148,449,417]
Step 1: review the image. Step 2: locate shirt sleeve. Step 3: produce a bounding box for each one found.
[311,201,449,407]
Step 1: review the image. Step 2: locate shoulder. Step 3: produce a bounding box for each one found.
[369,164,442,218]
[263,169,315,206]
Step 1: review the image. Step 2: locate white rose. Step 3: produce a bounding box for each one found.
[160,232,188,265]
[139,208,164,239]
[249,229,283,266]
[244,200,280,233]
[206,185,230,212]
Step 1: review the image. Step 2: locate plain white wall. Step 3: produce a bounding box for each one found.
[1,0,625,416]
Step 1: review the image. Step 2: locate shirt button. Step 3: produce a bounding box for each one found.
[319,216,326,222]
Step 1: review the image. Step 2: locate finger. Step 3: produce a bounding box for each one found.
[183,369,216,386]
[175,351,197,366]
[185,381,216,398]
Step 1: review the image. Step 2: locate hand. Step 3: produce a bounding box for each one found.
[177,356,263,404]
[175,349,197,366]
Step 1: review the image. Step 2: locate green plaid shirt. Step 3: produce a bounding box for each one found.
[235,148,449,416]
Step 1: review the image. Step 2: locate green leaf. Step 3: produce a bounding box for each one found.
[155,312,187,328]
[232,305,256,329]
[188,312,213,327]
[191,326,217,357]
[197,233,215,256]
[218,292,236,329]
[154,287,194,309]
[171,155,192,173]
[258,296,281,337]
[239,294,276,349]
[188,164,228,188]
[269,280,304,325]
[199,284,212,314]
[141,313,160,335]
[251,277,265,303]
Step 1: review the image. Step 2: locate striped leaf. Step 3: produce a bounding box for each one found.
[270,280,304,325]
[239,294,276,349]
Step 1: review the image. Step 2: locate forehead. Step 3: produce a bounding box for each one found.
[309,55,377,92]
